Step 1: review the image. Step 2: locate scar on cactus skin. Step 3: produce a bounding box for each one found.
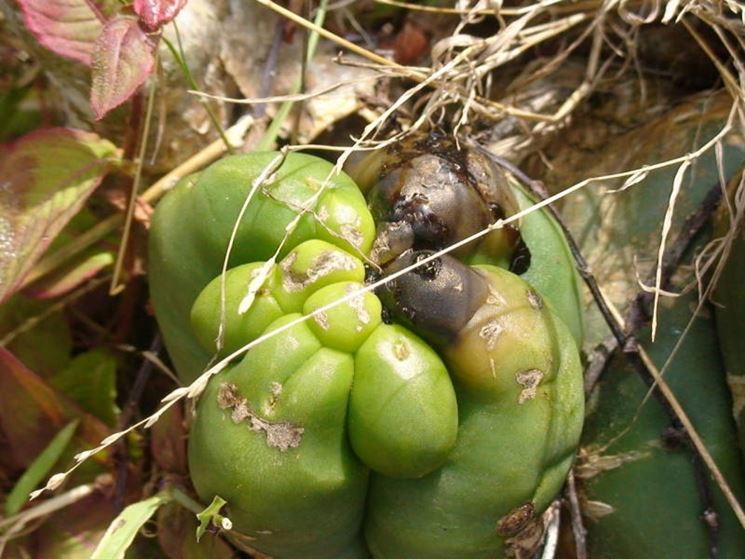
[217,382,303,451]
[280,250,357,293]
[527,289,544,310]
[516,369,544,404]
[496,502,536,536]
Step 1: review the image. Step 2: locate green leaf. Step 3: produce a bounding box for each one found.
[157,502,236,559]
[4,419,79,516]
[0,294,73,379]
[195,496,230,542]
[51,349,119,426]
[0,127,120,303]
[91,492,172,559]
[0,87,42,142]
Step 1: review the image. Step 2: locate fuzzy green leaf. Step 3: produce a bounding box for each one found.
[90,17,157,120]
[0,128,120,303]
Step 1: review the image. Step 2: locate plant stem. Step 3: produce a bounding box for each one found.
[169,487,205,515]
[163,24,233,153]
[256,0,330,151]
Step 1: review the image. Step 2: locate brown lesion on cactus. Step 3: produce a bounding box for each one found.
[217,383,304,452]
[280,250,357,293]
[316,205,365,250]
[479,320,502,350]
[502,507,546,559]
[516,369,544,404]
[313,310,330,330]
[346,283,372,328]
[339,223,364,249]
[526,289,543,310]
[496,502,536,536]
[267,382,283,410]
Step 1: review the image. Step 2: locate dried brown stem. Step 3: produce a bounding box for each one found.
[565,471,587,559]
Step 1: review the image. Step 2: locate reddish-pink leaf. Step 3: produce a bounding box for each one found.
[133,0,187,31]
[0,128,120,304]
[0,347,109,473]
[90,17,157,120]
[17,0,108,65]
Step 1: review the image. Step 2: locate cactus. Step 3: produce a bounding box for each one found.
[148,147,585,558]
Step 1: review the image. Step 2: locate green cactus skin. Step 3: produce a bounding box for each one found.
[508,186,584,346]
[581,291,745,558]
[349,324,459,479]
[551,93,745,558]
[188,321,368,559]
[188,241,461,557]
[365,266,584,559]
[149,153,375,383]
[149,151,586,558]
[713,222,745,458]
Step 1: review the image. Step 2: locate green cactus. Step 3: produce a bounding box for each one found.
[148,149,585,558]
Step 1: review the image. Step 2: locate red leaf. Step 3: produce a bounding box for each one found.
[0,128,120,304]
[17,0,109,65]
[133,0,187,32]
[90,17,157,120]
[0,347,109,473]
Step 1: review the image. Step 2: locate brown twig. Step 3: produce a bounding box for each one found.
[255,19,286,120]
[583,182,723,394]
[113,334,163,512]
[565,471,587,559]
[582,336,618,396]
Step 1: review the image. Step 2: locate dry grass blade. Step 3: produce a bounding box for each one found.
[0,480,105,555]
[255,0,394,67]
[650,159,691,340]
[374,0,585,17]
